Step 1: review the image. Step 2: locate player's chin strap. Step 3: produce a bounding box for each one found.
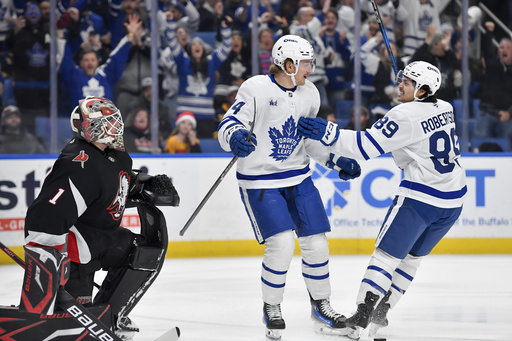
[282,66,298,87]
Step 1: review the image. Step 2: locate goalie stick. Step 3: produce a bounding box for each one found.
[0,241,180,341]
[370,0,399,77]
[179,97,257,236]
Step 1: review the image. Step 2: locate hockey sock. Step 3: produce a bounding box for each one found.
[298,234,331,300]
[388,253,422,308]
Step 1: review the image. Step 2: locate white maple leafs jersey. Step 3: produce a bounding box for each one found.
[218,74,329,189]
[329,99,467,208]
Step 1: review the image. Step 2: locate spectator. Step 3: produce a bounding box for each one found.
[158,0,200,38]
[290,3,332,106]
[123,107,159,153]
[320,7,352,105]
[370,38,404,120]
[257,27,275,74]
[6,1,51,134]
[317,105,336,122]
[115,9,152,111]
[164,111,202,153]
[57,14,141,113]
[361,0,407,43]
[162,11,232,138]
[335,0,356,47]
[0,105,46,154]
[410,24,461,102]
[234,0,275,37]
[473,21,512,147]
[0,0,21,51]
[400,0,444,59]
[118,77,171,144]
[215,30,251,92]
[108,0,148,49]
[343,105,372,130]
[197,0,225,32]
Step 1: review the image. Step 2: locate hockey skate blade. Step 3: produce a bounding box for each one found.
[313,322,352,336]
[154,326,180,341]
[346,325,363,340]
[368,322,384,338]
[265,328,282,340]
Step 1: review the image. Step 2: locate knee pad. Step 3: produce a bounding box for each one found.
[263,230,295,270]
[298,234,329,264]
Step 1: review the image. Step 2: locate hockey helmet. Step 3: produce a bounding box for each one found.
[272,35,316,74]
[70,96,125,151]
[397,61,441,101]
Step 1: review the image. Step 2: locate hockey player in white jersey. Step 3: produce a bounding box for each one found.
[297,61,467,339]
[217,35,361,340]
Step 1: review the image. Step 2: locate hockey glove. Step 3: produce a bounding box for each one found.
[297,117,339,146]
[129,172,180,207]
[229,129,257,157]
[326,153,361,180]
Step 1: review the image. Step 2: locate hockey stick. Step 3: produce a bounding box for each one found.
[370,0,399,77]
[0,241,181,341]
[179,98,257,236]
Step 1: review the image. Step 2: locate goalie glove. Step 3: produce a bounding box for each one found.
[326,153,361,180]
[129,171,180,206]
[297,116,339,146]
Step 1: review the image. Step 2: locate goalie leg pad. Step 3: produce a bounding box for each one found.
[93,243,166,319]
[20,246,70,315]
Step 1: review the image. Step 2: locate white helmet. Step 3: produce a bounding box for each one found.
[397,61,441,101]
[70,96,125,151]
[272,35,316,85]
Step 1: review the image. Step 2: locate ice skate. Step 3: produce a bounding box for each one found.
[346,291,379,340]
[115,316,139,341]
[310,298,351,336]
[368,290,391,337]
[263,303,285,340]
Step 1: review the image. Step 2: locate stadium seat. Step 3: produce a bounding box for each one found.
[335,100,354,120]
[35,117,75,152]
[471,138,510,152]
[200,138,227,153]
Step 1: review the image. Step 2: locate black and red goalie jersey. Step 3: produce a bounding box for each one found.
[25,137,133,264]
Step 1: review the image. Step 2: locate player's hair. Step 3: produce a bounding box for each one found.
[413,82,438,103]
[269,58,293,74]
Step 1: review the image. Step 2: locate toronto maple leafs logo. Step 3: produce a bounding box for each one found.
[268,116,301,162]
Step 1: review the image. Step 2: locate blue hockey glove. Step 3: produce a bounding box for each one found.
[297,117,339,146]
[229,129,257,157]
[326,153,361,180]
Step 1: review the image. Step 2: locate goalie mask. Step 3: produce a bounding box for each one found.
[397,61,441,101]
[70,96,125,150]
[272,35,316,86]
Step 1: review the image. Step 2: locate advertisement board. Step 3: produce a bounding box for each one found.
[1,153,511,260]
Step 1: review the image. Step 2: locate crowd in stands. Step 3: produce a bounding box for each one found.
[0,0,511,154]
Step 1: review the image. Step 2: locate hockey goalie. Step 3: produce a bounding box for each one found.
[0,97,180,340]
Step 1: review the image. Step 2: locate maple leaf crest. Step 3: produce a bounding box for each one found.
[268,116,301,162]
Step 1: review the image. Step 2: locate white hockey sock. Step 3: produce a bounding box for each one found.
[356,248,401,305]
[388,253,422,308]
[261,230,295,305]
[299,234,331,300]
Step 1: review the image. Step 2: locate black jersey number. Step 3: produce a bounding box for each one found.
[374,116,399,138]
[429,128,460,174]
